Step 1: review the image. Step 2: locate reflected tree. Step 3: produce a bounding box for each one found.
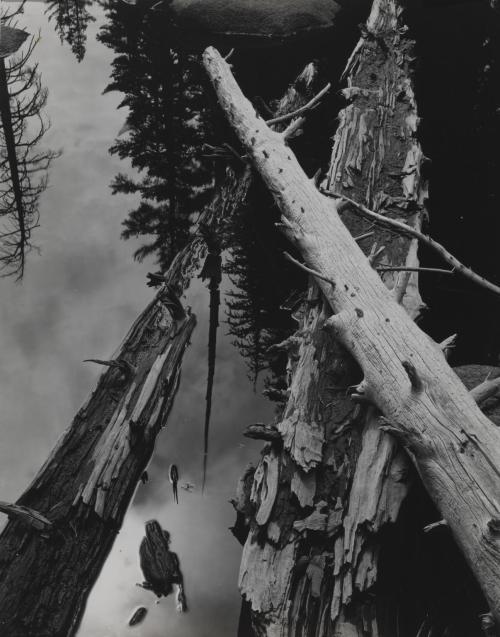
[0,5,60,279]
[45,0,95,62]
[98,2,215,272]
[225,200,302,391]
[198,223,222,493]
[98,3,312,393]
[98,2,316,491]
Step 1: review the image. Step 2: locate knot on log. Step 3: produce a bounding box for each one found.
[487,518,500,535]
[402,360,423,392]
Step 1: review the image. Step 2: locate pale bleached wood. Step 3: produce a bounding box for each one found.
[232,1,427,633]
[203,43,500,628]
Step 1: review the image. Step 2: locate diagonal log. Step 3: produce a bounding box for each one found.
[203,39,500,626]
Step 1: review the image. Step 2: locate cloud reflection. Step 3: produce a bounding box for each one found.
[0,4,273,636]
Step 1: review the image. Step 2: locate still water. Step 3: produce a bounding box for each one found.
[0,2,280,635]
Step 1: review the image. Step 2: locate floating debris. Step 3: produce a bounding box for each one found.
[169,465,179,504]
[138,520,187,611]
[128,606,147,626]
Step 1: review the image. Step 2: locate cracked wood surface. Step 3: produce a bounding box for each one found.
[229,0,426,633]
[204,0,500,630]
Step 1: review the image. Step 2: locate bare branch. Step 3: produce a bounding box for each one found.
[377,266,454,275]
[324,192,500,297]
[423,519,448,533]
[283,251,335,287]
[266,83,331,126]
[440,334,457,359]
[470,377,500,407]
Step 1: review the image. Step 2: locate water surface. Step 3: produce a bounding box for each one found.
[0,4,278,635]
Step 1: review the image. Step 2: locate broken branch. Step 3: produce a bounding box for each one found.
[329,193,500,297]
[266,83,331,126]
[377,266,454,275]
[283,251,335,287]
[423,519,448,533]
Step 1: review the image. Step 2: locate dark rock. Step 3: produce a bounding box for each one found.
[453,364,500,390]
[167,0,361,46]
[454,364,500,426]
[0,26,28,59]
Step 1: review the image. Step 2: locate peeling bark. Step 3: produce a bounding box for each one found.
[205,0,500,633]
[226,0,426,631]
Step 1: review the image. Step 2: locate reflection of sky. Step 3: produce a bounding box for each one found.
[0,4,274,635]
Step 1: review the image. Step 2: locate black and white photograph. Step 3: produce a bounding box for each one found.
[0,0,500,635]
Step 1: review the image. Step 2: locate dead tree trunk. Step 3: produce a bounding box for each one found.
[225,1,428,633]
[204,0,500,630]
[227,1,427,633]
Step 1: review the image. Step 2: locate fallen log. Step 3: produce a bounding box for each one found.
[203,11,500,626]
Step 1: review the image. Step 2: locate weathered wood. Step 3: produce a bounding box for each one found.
[228,0,426,633]
[203,0,500,628]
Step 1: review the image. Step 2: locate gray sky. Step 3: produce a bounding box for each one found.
[0,3,274,635]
